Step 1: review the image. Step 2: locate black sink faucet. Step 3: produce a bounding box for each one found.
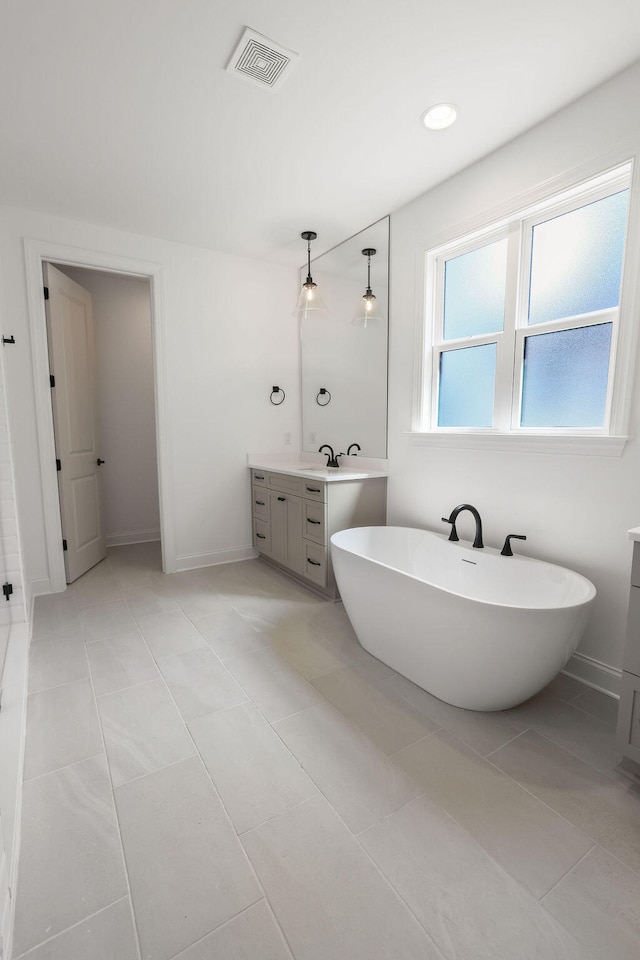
[441,503,484,549]
[347,443,361,456]
[319,444,341,468]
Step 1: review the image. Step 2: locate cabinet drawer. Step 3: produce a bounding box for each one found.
[303,500,326,544]
[303,541,327,587]
[253,518,270,555]
[301,479,326,502]
[251,485,269,520]
[251,469,268,487]
[268,472,304,495]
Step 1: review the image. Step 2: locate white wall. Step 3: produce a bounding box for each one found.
[388,61,640,688]
[61,268,160,546]
[0,339,26,957]
[0,208,300,590]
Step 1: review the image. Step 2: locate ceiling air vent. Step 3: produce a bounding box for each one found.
[226,27,299,91]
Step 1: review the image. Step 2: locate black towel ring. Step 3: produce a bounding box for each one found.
[316,387,331,406]
[270,385,286,405]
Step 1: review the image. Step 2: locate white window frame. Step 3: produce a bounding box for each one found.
[414,161,636,456]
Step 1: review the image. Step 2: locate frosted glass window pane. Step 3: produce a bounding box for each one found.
[438,343,496,427]
[443,238,507,340]
[520,323,612,427]
[528,190,628,325]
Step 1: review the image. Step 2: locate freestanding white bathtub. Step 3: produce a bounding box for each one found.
[330,526,596,711]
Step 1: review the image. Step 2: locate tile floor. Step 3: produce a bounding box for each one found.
[12,542,640,960]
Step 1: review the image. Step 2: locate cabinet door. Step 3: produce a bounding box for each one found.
[268,491,303,574]
[624,587,640,677]
[617,671,640,768]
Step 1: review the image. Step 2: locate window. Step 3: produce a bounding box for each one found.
[420,165,632,446]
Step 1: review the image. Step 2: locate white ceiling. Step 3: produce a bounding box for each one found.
[2,0,640,266]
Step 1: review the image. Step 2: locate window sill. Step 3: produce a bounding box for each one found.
[407,432,629,457]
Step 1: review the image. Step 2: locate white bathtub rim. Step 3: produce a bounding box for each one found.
[330,526,596,613]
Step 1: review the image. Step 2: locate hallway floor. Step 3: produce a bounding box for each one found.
[13,542,640,959]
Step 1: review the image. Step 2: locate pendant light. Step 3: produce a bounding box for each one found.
[294,230,328,319]
[353,247,383,326]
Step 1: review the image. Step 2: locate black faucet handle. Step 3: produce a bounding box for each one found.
[501,534,527,557]
[441,517,459,542]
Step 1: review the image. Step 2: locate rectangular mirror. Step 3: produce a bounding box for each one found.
[300,216,389,457]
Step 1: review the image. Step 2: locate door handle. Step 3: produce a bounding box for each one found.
[277,496,286,501]
[307,518,321,524]
[96,458,105,465]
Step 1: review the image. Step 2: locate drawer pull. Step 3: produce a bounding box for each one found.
[254,474,265,480]
[307,518,321,525]
[307,486,321,493]
[256,533,266,540]
[277,496,286,502]
[307,558,322,567]
[255,500,265,506]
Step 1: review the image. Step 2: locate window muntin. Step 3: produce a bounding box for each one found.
[424,169,630,436]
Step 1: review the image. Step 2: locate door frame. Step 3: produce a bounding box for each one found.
[24,238,176,591]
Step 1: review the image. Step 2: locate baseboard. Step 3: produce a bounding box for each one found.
[562,651,622,699]
[30,578,52,598]
[175,545,256,572]
[106,529,161,547]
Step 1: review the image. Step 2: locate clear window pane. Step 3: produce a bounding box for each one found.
[443,238,507,340]
[438,343,496,427]
[520,323,612,427]
[528,190,628,325]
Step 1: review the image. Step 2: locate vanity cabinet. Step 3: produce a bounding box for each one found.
[250,468,386,598]
[617,537,640,778]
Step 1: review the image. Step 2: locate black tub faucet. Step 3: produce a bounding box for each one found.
[319,444,341,468]
[442,503,484,549]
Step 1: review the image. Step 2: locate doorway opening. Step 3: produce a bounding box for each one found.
[43,262,161,583]
[24,238,174,595]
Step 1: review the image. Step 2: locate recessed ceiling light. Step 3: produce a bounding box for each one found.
[421,103,458,130]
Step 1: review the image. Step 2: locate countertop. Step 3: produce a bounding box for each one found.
[628,527,640,542]
[248,452,388,483]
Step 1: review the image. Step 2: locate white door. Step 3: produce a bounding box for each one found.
[44,263,106,583]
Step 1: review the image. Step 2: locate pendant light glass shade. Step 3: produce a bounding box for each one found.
[294,231,328,319]
[352,247,384,326]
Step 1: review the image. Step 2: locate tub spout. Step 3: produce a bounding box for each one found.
[443,504,484,549]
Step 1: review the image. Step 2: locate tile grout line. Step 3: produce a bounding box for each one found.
[538,842,598,903]
[116,577,300,960]
[481,729,640,884]
[11,896,132,960]
[80,579,145,960]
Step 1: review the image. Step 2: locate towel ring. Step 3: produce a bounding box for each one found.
[316,388,331,406]
[270,386,286,406]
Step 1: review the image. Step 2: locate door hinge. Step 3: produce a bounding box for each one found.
[62,539,68,551]
[2,582,13,601]
[56,458,61,471]
[43,286,49,300]
[50,374,55,388]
